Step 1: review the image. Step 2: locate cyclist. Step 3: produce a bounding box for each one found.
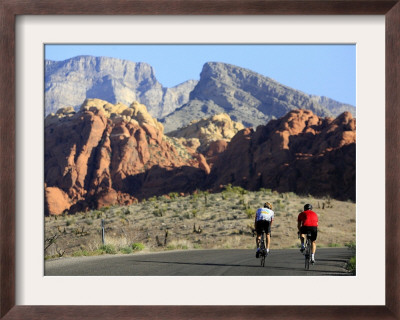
[255,202,274,258]
[297,203,318,263]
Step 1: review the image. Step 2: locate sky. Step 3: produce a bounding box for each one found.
[45,44,356,106]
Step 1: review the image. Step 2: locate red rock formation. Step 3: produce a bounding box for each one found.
[45,105,356,215]
[45,100,206,215]
[207,109,356,201]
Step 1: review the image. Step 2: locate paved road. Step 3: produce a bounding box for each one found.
[45,248,353,276]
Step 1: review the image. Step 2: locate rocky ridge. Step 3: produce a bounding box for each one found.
[160,62,355,132]
[45,56,197,117]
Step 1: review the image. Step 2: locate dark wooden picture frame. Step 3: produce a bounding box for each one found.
[1,1,399,319]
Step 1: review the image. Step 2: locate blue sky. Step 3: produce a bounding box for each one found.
[45,44,356,106]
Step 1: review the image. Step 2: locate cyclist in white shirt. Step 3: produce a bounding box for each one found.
[255,202,274,258]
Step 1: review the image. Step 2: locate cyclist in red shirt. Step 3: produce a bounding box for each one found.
[297,204,318,263]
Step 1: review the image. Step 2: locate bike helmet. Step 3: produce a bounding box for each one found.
[304,203,312,211]
[264,202,273,210]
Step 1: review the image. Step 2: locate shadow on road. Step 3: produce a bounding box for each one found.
[129,259,260,269]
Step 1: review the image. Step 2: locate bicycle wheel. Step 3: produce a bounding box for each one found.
[260,233,266,267]
[304,241,310,270]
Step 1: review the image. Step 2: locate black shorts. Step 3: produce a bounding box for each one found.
[300,226,318,241]
[256,220,271,235]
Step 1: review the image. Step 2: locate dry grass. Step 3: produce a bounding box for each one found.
[44,188,356,259]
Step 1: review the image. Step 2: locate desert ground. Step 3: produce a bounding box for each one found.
[45,187,356,259]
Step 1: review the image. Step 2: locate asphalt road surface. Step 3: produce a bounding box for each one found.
[45,248,354,276]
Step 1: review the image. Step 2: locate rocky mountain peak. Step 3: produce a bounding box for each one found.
[45,55,197,118]
[161,62,355,133]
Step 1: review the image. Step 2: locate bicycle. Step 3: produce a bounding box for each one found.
[259,232,267,267]
[303,231,313,270]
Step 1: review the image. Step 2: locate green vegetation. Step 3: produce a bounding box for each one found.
[100,244,117,254]
[345,241,356,274]
[132,243,145,251]
[346,256,356,274]
[120,246,133,254]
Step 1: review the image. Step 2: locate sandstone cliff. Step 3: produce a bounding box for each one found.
[206,109,356,201]
[167,113,244,155]
[45,103,355,215]
[44,99,206,215]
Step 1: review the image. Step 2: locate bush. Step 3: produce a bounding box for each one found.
[66,218,75,226]
[120,246,133,254]
[169,192,179,199]
[132,243,145,251]
[245,208,256,219]
[345,241,356,252]
[100,244,117,254]
[152,209,163,217]
[72,250,89,257]
[346,256,356,274]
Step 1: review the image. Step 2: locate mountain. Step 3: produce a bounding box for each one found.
[310,95,356,117]
[160,62,355,132]
[206,109,356,201]
[45,56,197,118]
[44,99,207,215]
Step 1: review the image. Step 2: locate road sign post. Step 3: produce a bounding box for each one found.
[101,219,105,245]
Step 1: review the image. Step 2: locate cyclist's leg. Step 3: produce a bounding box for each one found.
[299,226,306,251]
[311,227,317,261]
[255,221,261,248]
[256,234,261,248]
[311,241,316,254]
[265,221,271,251]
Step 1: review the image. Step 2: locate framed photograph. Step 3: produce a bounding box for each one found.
[1,1,399,319]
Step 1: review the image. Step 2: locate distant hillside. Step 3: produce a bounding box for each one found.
[45,55,197,117]
[160,62,355,132]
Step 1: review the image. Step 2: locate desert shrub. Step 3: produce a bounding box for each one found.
[100,244,117,254]
[245,208,256,219]
[132,243,145,251]
[72,250,90,257]
[259,188,272,194]
[120,246,133,254]
[273,199,285,210]
[328,243,341,247]
[152,209,163,217]
[167,242,189,250]
[346,256,356,274]
[92,210,103,219]
[66,218,76,226]
[345,241,356,252]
